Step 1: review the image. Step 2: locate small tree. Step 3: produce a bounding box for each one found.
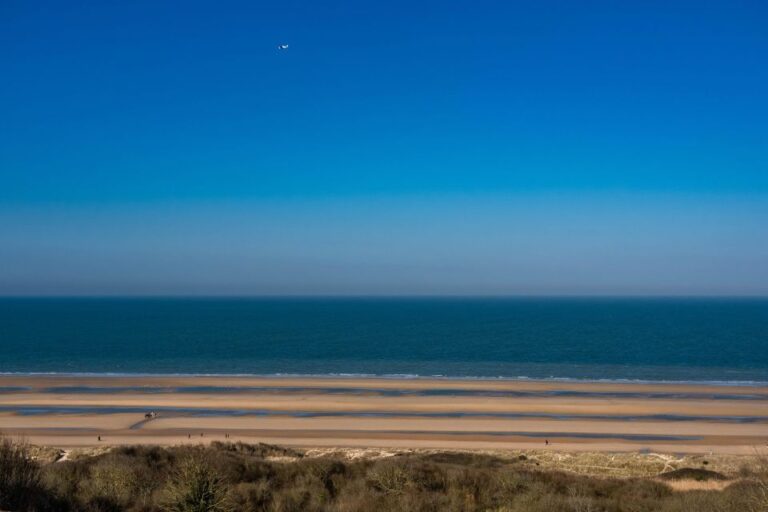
[162,454,230,512]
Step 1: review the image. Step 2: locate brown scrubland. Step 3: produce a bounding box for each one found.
[2,436,768,512]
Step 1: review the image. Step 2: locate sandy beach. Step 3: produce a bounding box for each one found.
[0,375,766,454]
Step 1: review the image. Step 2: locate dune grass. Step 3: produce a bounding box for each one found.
[1,437,767,511]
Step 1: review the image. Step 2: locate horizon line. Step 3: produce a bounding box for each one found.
[2,294,767,300]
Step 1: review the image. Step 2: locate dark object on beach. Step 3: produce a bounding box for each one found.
[658,468,727,481]
[545,439,549,445]
[97,436,101,442]
[144,411,156,419]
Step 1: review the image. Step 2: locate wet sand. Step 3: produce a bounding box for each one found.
[0,375,766,453]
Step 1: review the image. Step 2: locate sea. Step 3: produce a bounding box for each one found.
[0,298,766,384]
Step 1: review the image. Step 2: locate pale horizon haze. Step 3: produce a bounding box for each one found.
[1,1,767,296]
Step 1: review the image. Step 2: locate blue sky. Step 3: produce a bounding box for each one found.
[1,0,767,295]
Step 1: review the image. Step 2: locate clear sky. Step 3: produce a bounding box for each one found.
[1,0,767,295]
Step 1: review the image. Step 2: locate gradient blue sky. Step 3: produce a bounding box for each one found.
[1,0,767,295]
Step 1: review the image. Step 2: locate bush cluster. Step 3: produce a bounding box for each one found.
[0,439,766,512]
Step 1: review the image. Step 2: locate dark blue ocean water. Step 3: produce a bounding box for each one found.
[0,298,766,383]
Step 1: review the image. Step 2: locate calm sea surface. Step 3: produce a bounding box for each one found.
[0,298,766,383]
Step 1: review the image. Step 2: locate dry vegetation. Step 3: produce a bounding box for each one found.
[1,437,767,512]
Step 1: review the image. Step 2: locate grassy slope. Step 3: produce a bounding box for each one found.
[3,439,768,512]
